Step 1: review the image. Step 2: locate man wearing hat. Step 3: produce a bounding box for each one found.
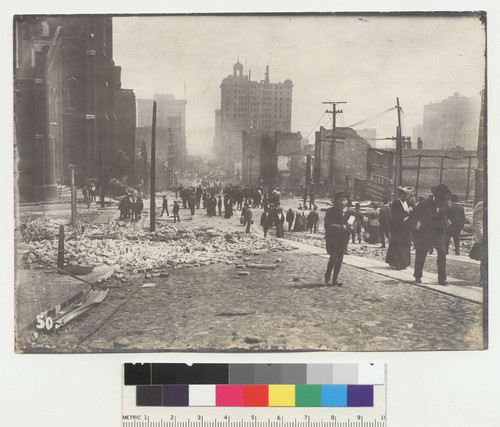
[324,191,351,286]
[412,184,452,285]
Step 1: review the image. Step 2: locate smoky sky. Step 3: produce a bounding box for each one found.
[113,14,485,155]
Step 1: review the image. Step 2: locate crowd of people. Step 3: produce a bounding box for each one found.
[118,190,144,221]
[112,180,481,288]
[323,184,471,287]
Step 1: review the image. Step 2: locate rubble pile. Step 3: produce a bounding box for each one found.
[20,221,294,275]
[19,217,65,242]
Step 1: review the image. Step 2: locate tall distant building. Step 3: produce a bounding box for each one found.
[14,15,136,202]
[422,92,481,150]
[135,94,187,190]
[214,61,293,163]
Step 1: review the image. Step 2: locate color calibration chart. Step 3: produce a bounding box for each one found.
[123,363,386,426]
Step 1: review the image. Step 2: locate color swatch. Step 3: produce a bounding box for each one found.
[124,363,383,407]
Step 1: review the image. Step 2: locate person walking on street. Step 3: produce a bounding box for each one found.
[195,185,203,209]
[172,200,180,223]
[351,203,365,244]
[188,194,196,215]
[89,183,96,202]
[412,184,451,285]
[261,209,272,238]
[275,207,285,237]
[386,187,413,270]
[309,206,319,233]
[378,199,392,248]
[286,208,295,231]
[243,204,253,233]
[218,195,222,216]
[135,196,144,220]
[309,191,315,210]
[446,194,466,255]
[324,191,350,286]
[161,196,169,216]
[366,202,380,244]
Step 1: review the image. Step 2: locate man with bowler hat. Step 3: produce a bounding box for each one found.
[324,191,351,286]
[412,184,452,285]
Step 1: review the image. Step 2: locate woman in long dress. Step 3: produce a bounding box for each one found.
[386,188,412,269]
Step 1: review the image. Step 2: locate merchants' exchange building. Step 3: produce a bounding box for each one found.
[213,61,293,170]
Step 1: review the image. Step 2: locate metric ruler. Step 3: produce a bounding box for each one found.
[121,407,386,427]
[122,363,386,427]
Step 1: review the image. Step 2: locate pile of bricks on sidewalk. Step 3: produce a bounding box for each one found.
[19,218,294,278]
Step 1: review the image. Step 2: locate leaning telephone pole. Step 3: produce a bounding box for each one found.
[393,97,403,199]
[322,101,346,200]
[150,101,157,232]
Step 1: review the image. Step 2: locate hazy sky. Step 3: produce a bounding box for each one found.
[113,14,485,155]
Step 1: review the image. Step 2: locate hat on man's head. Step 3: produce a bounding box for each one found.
[431,184,451,198]
[334,191,350,200]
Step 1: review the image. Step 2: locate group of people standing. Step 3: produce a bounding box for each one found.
[285,205,320,233]
[323,184,467,287]
[385,184,464,285]
[118,192,144,221]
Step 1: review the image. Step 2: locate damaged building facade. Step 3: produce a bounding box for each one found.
[14,15,137,202]
[241,131,303,189]
[136,94,187,191]
[313,127,370,196]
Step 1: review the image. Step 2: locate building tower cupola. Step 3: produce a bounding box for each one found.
[233,61,243,77]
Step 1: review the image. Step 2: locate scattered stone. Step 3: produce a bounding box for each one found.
[275,258,282,263]
[114,337,130,348]
[237,271,250,277]
[247,263,276,270]
[293,277,300,282]
[142,283,156,288]
[235,264,246,269]
[244,336,261,344]
[20,220,293,278]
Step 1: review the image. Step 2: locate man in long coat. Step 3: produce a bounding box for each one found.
[412,184,451,285]
[386,188,412,270]
[324,191,351,286]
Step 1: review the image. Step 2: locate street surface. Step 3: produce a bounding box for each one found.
[16,196,484,352]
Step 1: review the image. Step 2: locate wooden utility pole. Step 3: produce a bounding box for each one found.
[322,101,346,200]
[390,98,405,200]
[313,130,321,195]
[395,98,403,188]
[68,164,77,228]
[439,156,445,185]
[466,156,472,200]
[150,101,157,232]
[306,154,312,194]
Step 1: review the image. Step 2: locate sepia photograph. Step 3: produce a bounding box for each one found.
[13,12,487,353]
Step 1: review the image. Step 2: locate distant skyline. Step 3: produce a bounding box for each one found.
[113,14,485,155]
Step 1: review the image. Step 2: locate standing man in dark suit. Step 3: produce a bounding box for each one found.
[260,208,272,238]
[378,199,392,248]
[446,194,466,255]
[412,184,452,285]
[172,200,180,223]
[160,196,169,217]
[324,191,351,287]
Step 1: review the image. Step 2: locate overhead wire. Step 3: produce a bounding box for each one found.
[303,111,327,141]
[347,107,397,128]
